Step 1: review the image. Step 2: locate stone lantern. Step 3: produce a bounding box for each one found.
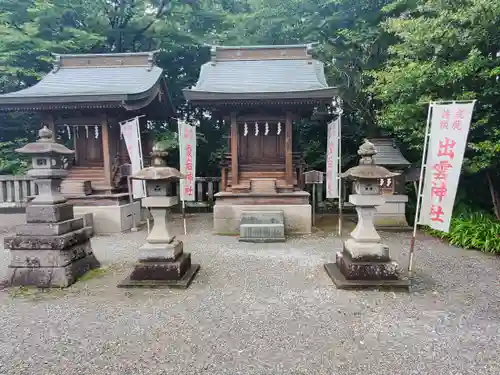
[324,140,409,289]
[118,143,200,288]
[4,126,100,287]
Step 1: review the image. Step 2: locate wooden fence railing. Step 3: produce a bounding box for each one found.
[0,174,344,211]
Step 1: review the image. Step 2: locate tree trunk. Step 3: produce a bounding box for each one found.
[486,171,500,219]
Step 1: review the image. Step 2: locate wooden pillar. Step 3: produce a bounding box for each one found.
[101,115,112,187]
[285,111,293,186]
[230,112,239,186]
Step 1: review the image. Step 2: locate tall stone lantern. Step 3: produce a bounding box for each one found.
[4,126,100,287]
[324,140,409,289]
[118,143,200,288]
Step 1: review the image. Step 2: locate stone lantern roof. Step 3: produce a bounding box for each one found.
[131,143,183,181]
[15,126,74,156]
[341,139,399,180]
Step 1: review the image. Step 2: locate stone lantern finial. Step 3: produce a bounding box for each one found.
[150,142,169,167]
[358,139,377,165]
[38,126,53,142]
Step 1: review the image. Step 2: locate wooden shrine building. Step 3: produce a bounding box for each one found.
[0,51,174,233]
[184,44,336,235]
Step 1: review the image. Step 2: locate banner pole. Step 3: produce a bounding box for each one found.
[337,100,343,237]
[182,200,187,235]
[408,102,434,276]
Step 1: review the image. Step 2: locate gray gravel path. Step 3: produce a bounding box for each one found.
[0,213,499,375]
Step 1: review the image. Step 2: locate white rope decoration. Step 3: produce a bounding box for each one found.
[85,125,89,139]
[94,125,99,139]
[265,122,269,135]
[277,122,282,135]
[243,122,248,136]
[255,122,259,136]
[75,126,79,139]
[66,125,71,140]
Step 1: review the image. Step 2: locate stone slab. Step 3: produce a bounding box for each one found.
[138,240,183,262]
[9,241,94,268]
[336,252,400,280]
[324,263,410,291]
[6,253,101,288]
[118,264,200,289]
[240,211,284,225]
[16,217,84,237]
[73,202,140,234]
[240,224,286,243]
[25,203,74,223]
[5,227,92,250]
[214,204,311,235]
[129,252,192,281]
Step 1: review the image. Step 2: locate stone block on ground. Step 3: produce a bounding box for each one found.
[239,211,286,243]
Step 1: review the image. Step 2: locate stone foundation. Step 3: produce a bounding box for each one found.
[375,194,409,229]
[213,193,312,235]
[73,201,141,234]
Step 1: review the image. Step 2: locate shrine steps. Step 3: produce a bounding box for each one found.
[61,166,114,196]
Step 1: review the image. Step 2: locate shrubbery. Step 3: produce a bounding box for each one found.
[426,211,500,254]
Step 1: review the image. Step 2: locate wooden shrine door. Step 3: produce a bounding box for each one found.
[238,122,285,166]
[74,125,104,166]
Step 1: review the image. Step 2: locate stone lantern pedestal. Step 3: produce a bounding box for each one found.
[118,144,200,289]
[324,140,409,290]
[4,127,100,288]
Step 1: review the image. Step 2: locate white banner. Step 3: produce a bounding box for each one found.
[326,118,340,198]
[120,117,145,199]
[178,120,196,201]
[418,102,476,232]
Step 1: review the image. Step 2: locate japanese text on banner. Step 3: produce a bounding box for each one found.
[120,117,145,199]
[419,102,475,232]
[326,118,340,199]
[178,121,196,201]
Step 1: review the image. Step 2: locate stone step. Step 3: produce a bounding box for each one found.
[239,210,285,243]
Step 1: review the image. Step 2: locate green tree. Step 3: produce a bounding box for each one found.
[370,0,500,217]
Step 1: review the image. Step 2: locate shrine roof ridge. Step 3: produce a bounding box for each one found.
[368,137,411,168]
[0,51,173,114]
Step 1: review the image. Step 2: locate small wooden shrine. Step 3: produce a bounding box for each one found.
[184,44,336,234]
[0,51,173,233]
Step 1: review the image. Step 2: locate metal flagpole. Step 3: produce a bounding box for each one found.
[337,99,343,237]
[408,102,434,276]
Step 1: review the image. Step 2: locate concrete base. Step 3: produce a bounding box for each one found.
[375,194,410,229]
[324,263,409,290]
[214,204,311,235]
[73,202,141,234]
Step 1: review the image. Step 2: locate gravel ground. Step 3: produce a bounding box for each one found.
[0,212,499,375]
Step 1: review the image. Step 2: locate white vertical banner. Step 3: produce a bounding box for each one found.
[178,120,196,201]
[326,117,340,198]
[418,101,476,232]
[120,117,145,199]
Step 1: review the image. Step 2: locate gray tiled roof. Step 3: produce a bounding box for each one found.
[370,138,411,167]
[0,66,163,104]
[184,59,335,101]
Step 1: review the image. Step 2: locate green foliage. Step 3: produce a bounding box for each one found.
[0,139,29,175]
[426,211,500,254]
